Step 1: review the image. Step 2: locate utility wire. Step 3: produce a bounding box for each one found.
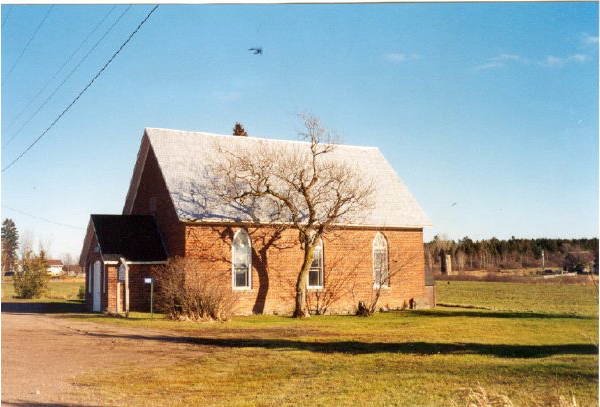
[2,5,53,86]
[3,5,117,134]
[2,5,159,173]
[2,5,130,149]
[2,5,14,29]
[1,205,85,230]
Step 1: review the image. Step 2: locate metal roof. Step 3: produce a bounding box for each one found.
[126,128,432,228]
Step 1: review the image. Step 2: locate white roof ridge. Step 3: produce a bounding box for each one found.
[144,127,380,151]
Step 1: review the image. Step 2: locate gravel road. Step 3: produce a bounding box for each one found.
[1,303,198,406]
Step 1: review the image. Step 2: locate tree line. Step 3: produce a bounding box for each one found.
[425,235,599,273]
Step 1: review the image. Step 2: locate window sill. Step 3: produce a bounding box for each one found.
[232,287,252,292]
[373,285,391,290]
[307,286,324,291]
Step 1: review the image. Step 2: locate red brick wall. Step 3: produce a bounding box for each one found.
[127,264,155,311]
[183,224,428,315]
[130,144,184,257]
[104,265,121,313]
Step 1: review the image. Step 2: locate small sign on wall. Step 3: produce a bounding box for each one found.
[144,277,153,284]
[118,264,126,282]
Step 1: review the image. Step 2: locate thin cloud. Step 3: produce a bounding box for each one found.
[473,53,527,71]
[475,51,590,71]
[581,33,599,45]
[384,53,421,63]
[543,55,564,67]
[541,54,589,67]
[474,62,503,71]
[569,53,588,62]
[494,53,526,63]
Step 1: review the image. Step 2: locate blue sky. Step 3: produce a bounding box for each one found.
[1,3,598,259]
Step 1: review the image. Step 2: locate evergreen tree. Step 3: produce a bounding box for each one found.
[13,248,49,298]
[1,218,19,276]
[232,122,248,137]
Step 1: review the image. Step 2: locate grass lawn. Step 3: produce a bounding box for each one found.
[1,278,86,313]
[67,281,598,406]
[437,280,598,316]
[1,278,84,301]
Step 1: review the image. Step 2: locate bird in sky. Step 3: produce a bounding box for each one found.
[248,47,263,55]
[451,202,457,206]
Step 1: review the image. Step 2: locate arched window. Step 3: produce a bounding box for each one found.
[232,229,252,289]
[373,233,389,288]
[307,238,324,289]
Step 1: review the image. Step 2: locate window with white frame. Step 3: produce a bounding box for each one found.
[373,233,389,288]
[308,239,324,289]
[232,229,251,289]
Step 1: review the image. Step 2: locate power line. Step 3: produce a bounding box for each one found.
[2,5,130,149]
[1,205,85,230]
[2,5,159,173]
[2,5,53,86]
[2,5,14,29]
[3,5,117,134]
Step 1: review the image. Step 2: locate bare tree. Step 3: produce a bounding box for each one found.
[304,231,361,315]
[207,114,374,317]
[19,230,34,259]
[61,253,74,266]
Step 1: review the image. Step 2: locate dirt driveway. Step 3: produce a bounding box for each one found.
[1,303,200,406]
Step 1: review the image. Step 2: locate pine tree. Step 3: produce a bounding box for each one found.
[1,218,19,276]
[232,122,248,137]
[13,248,49,299]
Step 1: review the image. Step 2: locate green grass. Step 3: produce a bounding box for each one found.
[73,281,598,406]
[1,278,85,313]
[1,278,84,301]
[437,281,599,316]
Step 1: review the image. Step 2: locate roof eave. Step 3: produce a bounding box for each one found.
[179,217,432,229]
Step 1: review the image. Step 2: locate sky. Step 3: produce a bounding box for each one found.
[1,3,598,259]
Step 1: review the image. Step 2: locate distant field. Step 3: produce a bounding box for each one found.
[435,270,596,286]
[437,280,598,316]
[67,280,598,406]
[1,278,83,301]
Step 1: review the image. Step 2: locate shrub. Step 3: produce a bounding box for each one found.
[77,285,85,301]
[563,252,595,273]
[153,257,235,321]
[13,250,49,299]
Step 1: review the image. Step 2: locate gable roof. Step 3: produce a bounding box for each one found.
[81,215,167,264]
[123,128,432,228]
[47,260,63,267]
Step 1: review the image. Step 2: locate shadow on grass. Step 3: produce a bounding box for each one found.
[413,308,595,320]
[1,301,86,314]
[82,331,598,359]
